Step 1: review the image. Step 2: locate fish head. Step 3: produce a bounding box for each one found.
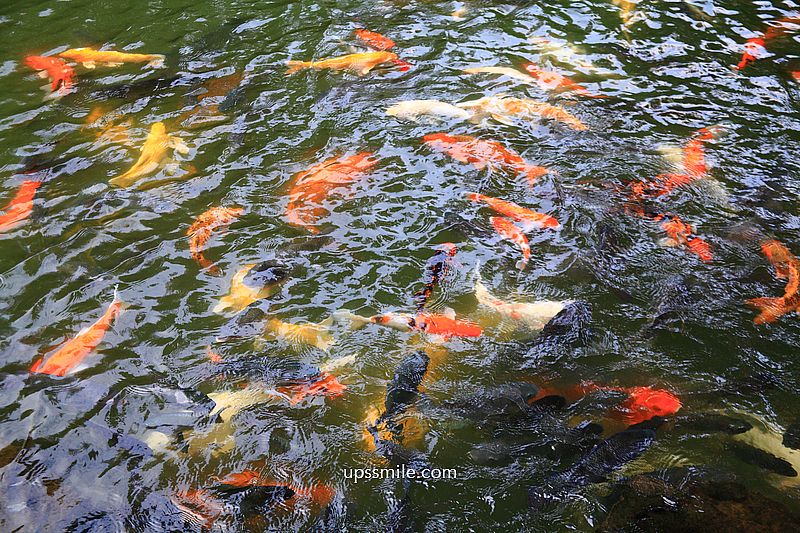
[625,387,682,421]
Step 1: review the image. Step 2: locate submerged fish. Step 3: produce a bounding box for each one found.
[187,206,244,274]
[354,28,396,50]
[24,55,75,96]
[385,100,472,123]
[657,214,713,262]
[735,16,800,70]
[423,133,548,186]
[262,317,335,351]
[490,216,531,270]
[213,261,290,314]
[458,95,588,130]
[413,243,457,312]
[369,311,483,340]
[31,288,123,377]
[285,152,378,233]
[463,66,542,86]
[474,262,567,329]
[277,372,346,404]
[0,180,41,233]
[58,47,165,69]
[747,239,800,324]
[286,51,399,76]
[208,386,277,423]
[522,62,607,99]
[467,192,559,230]
[109,122,190,188]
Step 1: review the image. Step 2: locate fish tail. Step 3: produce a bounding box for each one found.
[465,191,481,203]
[286,60,311,75]
[332,309,371,330]
[747,297,787,324]
[524,165,548,186]
[147,55,166,69]
[30,358,44,373]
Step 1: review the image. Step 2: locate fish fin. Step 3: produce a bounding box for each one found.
[82,61,96,69]
[658,237,679,248]
[285,60,310,75]
[358,65,373,76]
[456,98,482,109]
[443,307,456,319]
[746,297,787,324]
[516,258,528,270]
[30,358,44,373]
[473,259,482,282]
[106,62,124,67]
[525,165,548,186]
[37,71,49,79]
[318,315,334,328]
[212,297,231,314]
[146,55,166,69]
[491,113,516,126]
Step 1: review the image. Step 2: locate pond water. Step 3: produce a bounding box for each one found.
[1,0,800,531]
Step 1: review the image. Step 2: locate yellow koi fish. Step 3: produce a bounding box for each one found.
[457,95,588,130]
[286,51,399,76]
[109,122,189,188]
[262,317,334,352]
[59,47,165,69]
[213,261,290,314]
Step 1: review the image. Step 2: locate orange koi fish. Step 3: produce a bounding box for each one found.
[658,215,713,263]
[468,192,559,230]
[355,28,396,50]
[747,240,800,324]
[522,62,606,98]
[285,152,378,233]
[369,312,483,339]
[736,16,800,70]
[187,206,244,274]
[24,55,75,95]
[286,51,399,76]
[277,372,347,404]
[414,243,457,312]
[0,180,41,233]
[211,470,335,509]
[490,216,531,270]
[58,47,165,69]
[423,133,548,186]
[31,289,123,377]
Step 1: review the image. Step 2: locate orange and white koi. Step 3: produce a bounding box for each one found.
[735,16,800,70]
[277,372,347,404]
[0,180,41,233]
[457,95,588,130]
[355,29,396,50]
[286,51,400,76]
[463,66,542,86]
[423,133,548,186]
[187,206,244,274]
[490,216,531,270]
[285,152,378,233]
[467,192,559,230]
[24,55,75,95]
[30,288,123,377]
[368,311,483,340]
[747,240,800,324]
[58,47,165,69]
[386,100,472,122]
[522,62,606,98]
[109,122,189,188]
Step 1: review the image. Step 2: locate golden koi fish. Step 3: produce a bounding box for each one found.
[109,122,189,188]
[262,317,335,352]
[457,95,588,130]
[209,386,278,423]
[286,51,399,76]
[59,47,165,69]
[213,261,289,314]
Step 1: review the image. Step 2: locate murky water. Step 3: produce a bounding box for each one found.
[2,0,800,531]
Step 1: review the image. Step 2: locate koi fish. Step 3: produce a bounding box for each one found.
[370,311,483,340]
[490,216,531,270]
[423,133,548,186]
[186,206,244,274]
[286,152,378,233]
[24,55,75,95]
[213,261,290,314]
[213,471,335,510]
[463,66,542,86]
[747,240,800,324]
[277,372,346,404]
[58,47,165,69]
[109,122,190,188]
[414,243,457,312]
[528,37,608,75]
[0,180,41,233]
[735,16,800,70]
[386,100,472,123]
[83,107,132,146]
[474,262,568,329]
[208,386,277,422]
[355,29,396,50]
[457,95,588,130]
[467,192,559,230]
[657,214,713,262]
[30,288,123,377]
[286,51,399,76]
[522,63,606,98]
[262,317,335,352]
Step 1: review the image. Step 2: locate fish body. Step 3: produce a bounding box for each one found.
[355,29,396,50]
[0,180,41,233]
[747,240,800,324]
[58,47,165,68]
[30,290,123,377]
[608,386,682,426]
[208,386,277,422]
[522,63,606,98]
[467,192,558,230]
[474,263,567,328]
[463,66,540,86]
[423,133,547,186]
[278,372,346,404]
[386,100,471,122]
[286,51,398,76]
[414,243,457,312]
[213,261,289,314]
[458,95,587,130]
[490,216,531,270]
[24,55,75,95]
[109,122,189,188]
[286,152,377,233]
[187,206,244,274]
[263,317,334,351]
[371,312,483,339]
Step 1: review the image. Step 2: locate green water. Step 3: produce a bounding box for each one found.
[1,0,800,530]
